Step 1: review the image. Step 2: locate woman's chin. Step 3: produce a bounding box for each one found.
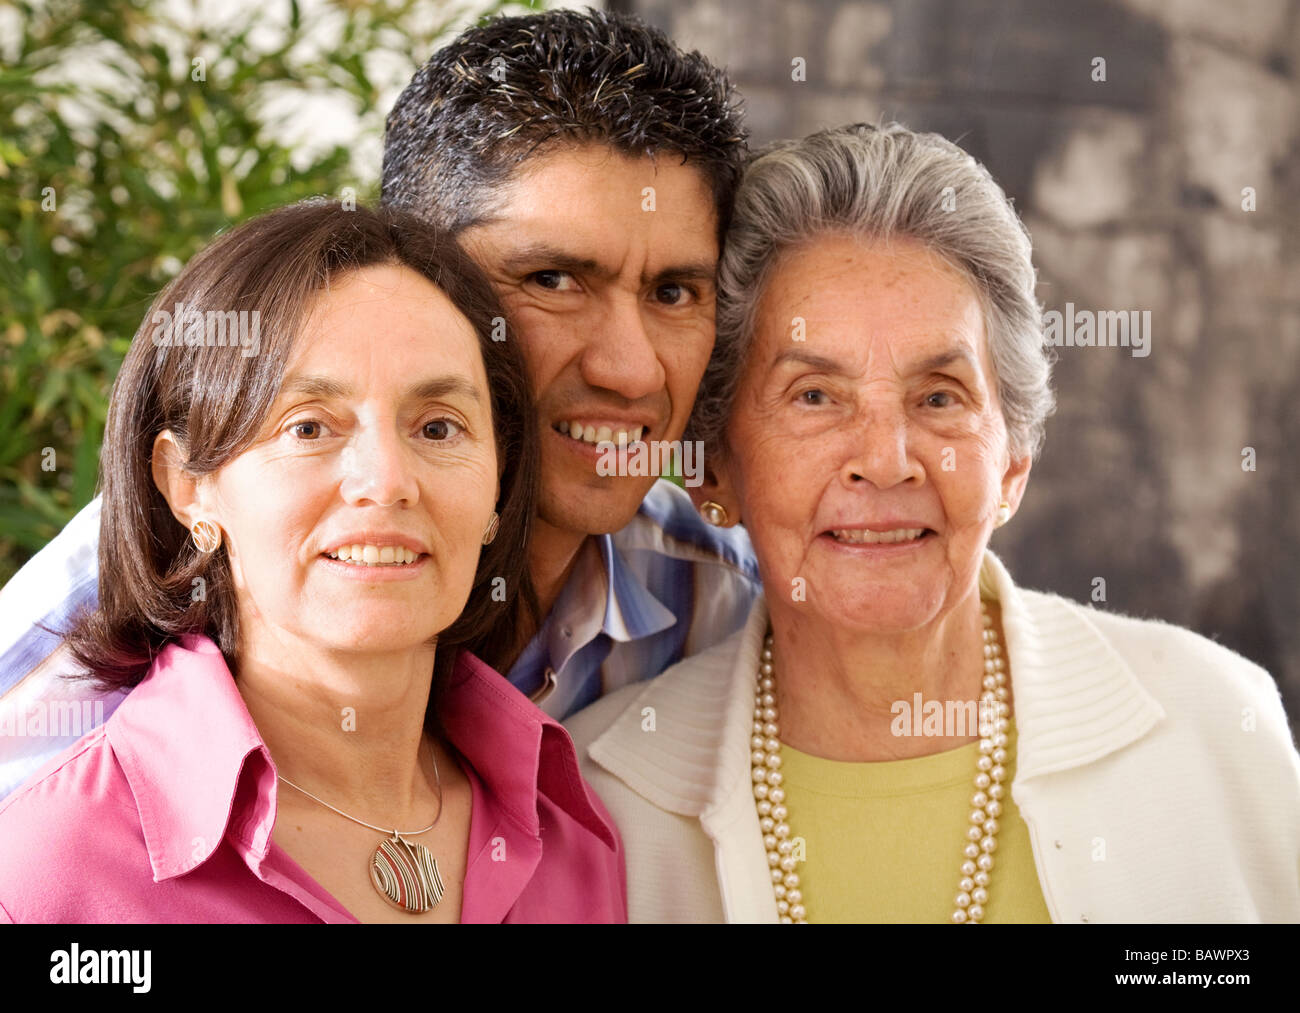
[298,616,450,655]
[784,585,948,636]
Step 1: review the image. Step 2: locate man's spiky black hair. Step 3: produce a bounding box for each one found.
[381,7,747,241]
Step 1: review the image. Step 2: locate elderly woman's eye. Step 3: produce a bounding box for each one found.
[798,389,828,405]
[423,418,464,441]
[926,391,956,408]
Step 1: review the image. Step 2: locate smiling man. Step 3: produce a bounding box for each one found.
[0,9,760,792]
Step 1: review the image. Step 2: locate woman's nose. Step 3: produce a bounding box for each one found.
[841,404,924,490]
[337,429,420,507]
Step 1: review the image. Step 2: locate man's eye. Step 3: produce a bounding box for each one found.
[530,270,575,291]
[423,418,463,441]
[289,420,327,440]
[654,282,693,306]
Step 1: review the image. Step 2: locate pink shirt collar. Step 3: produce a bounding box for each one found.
[105,634,621,921]
[108,635,273,882]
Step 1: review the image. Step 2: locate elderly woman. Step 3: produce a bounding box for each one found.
[0,202,624,923]
[566,123,1300,923]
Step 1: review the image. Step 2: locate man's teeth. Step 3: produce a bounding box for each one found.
[325,545,419,565]
[831,528,926,544]
[555,421,645,445]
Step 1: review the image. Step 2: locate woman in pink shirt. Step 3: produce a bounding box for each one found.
[0,201,625,923]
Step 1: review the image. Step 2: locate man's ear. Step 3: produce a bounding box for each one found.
[999,452,1033,522]
[151,430,205,531]
[687,447,742,527]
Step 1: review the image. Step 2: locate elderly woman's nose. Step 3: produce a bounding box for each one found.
[580,296,665,401]
[841,404,922,489]
[337,427,420,506]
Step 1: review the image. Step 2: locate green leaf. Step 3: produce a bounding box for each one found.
[31,368,68,425]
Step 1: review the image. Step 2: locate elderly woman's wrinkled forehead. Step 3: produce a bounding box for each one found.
[740,238,994,418]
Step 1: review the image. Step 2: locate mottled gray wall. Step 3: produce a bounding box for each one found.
[626,0,1300,721]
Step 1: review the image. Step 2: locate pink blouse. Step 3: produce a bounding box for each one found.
[0,635,626,923]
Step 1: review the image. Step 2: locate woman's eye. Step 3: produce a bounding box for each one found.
[289,420,327,440]
[422,418,463,441]
[530,270,575,291]
[926,391,956,408]
[798,389,828,405]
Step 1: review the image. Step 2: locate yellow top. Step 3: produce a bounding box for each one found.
[778,719,1053,923]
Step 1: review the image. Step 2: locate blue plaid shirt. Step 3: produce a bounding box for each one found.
[0,480,760,798]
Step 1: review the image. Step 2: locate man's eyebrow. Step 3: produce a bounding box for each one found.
[280,374,482,403]
[500,243,716,287]
[651,262,717,287]
[500,244,603,278]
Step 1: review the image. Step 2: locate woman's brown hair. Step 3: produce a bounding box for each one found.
[63,200,538,725]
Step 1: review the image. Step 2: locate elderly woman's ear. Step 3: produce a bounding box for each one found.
[688,451,742,528]
[150,429,210,533]
[998,452,1033,527]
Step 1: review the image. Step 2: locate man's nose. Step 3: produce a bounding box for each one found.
[578,294,666,402]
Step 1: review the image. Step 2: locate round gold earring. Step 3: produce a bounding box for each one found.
[482,511,500,546]
[700,501,729,527]
[190,519,223,553]
[995,502,1011,528]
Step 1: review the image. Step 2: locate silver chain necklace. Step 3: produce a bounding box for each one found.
[276,741,447,914]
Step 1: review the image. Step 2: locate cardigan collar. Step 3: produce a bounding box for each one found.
[585,548,1167,824]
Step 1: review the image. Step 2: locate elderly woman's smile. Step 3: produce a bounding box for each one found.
[721,233,1028,636]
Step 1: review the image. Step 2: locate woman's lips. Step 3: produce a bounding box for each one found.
[317,552,429,580]
[826,527,930,545]
[821,528,935,550]
[324,544,420,565]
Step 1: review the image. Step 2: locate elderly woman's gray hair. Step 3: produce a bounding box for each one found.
[690,121,1055,462]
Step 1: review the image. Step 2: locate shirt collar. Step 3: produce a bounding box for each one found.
[439,649,619,850]
[543,533,678,673]
[585,550,1168,816]
[106,636,617,887]
[106,634,276,883]
[599,532,679,640]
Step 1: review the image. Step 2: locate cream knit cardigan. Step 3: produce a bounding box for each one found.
[564,551,1300,923]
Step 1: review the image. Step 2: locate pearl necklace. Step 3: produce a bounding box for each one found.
[751,599,1011,923]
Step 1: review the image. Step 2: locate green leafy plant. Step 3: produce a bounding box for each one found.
[0,0,530,586]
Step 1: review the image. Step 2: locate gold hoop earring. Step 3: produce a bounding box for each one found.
[482,511,500,546]
[700,501,729,527]
[191,519,223,553]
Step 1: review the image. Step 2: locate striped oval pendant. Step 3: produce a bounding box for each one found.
[370,834,445,914]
